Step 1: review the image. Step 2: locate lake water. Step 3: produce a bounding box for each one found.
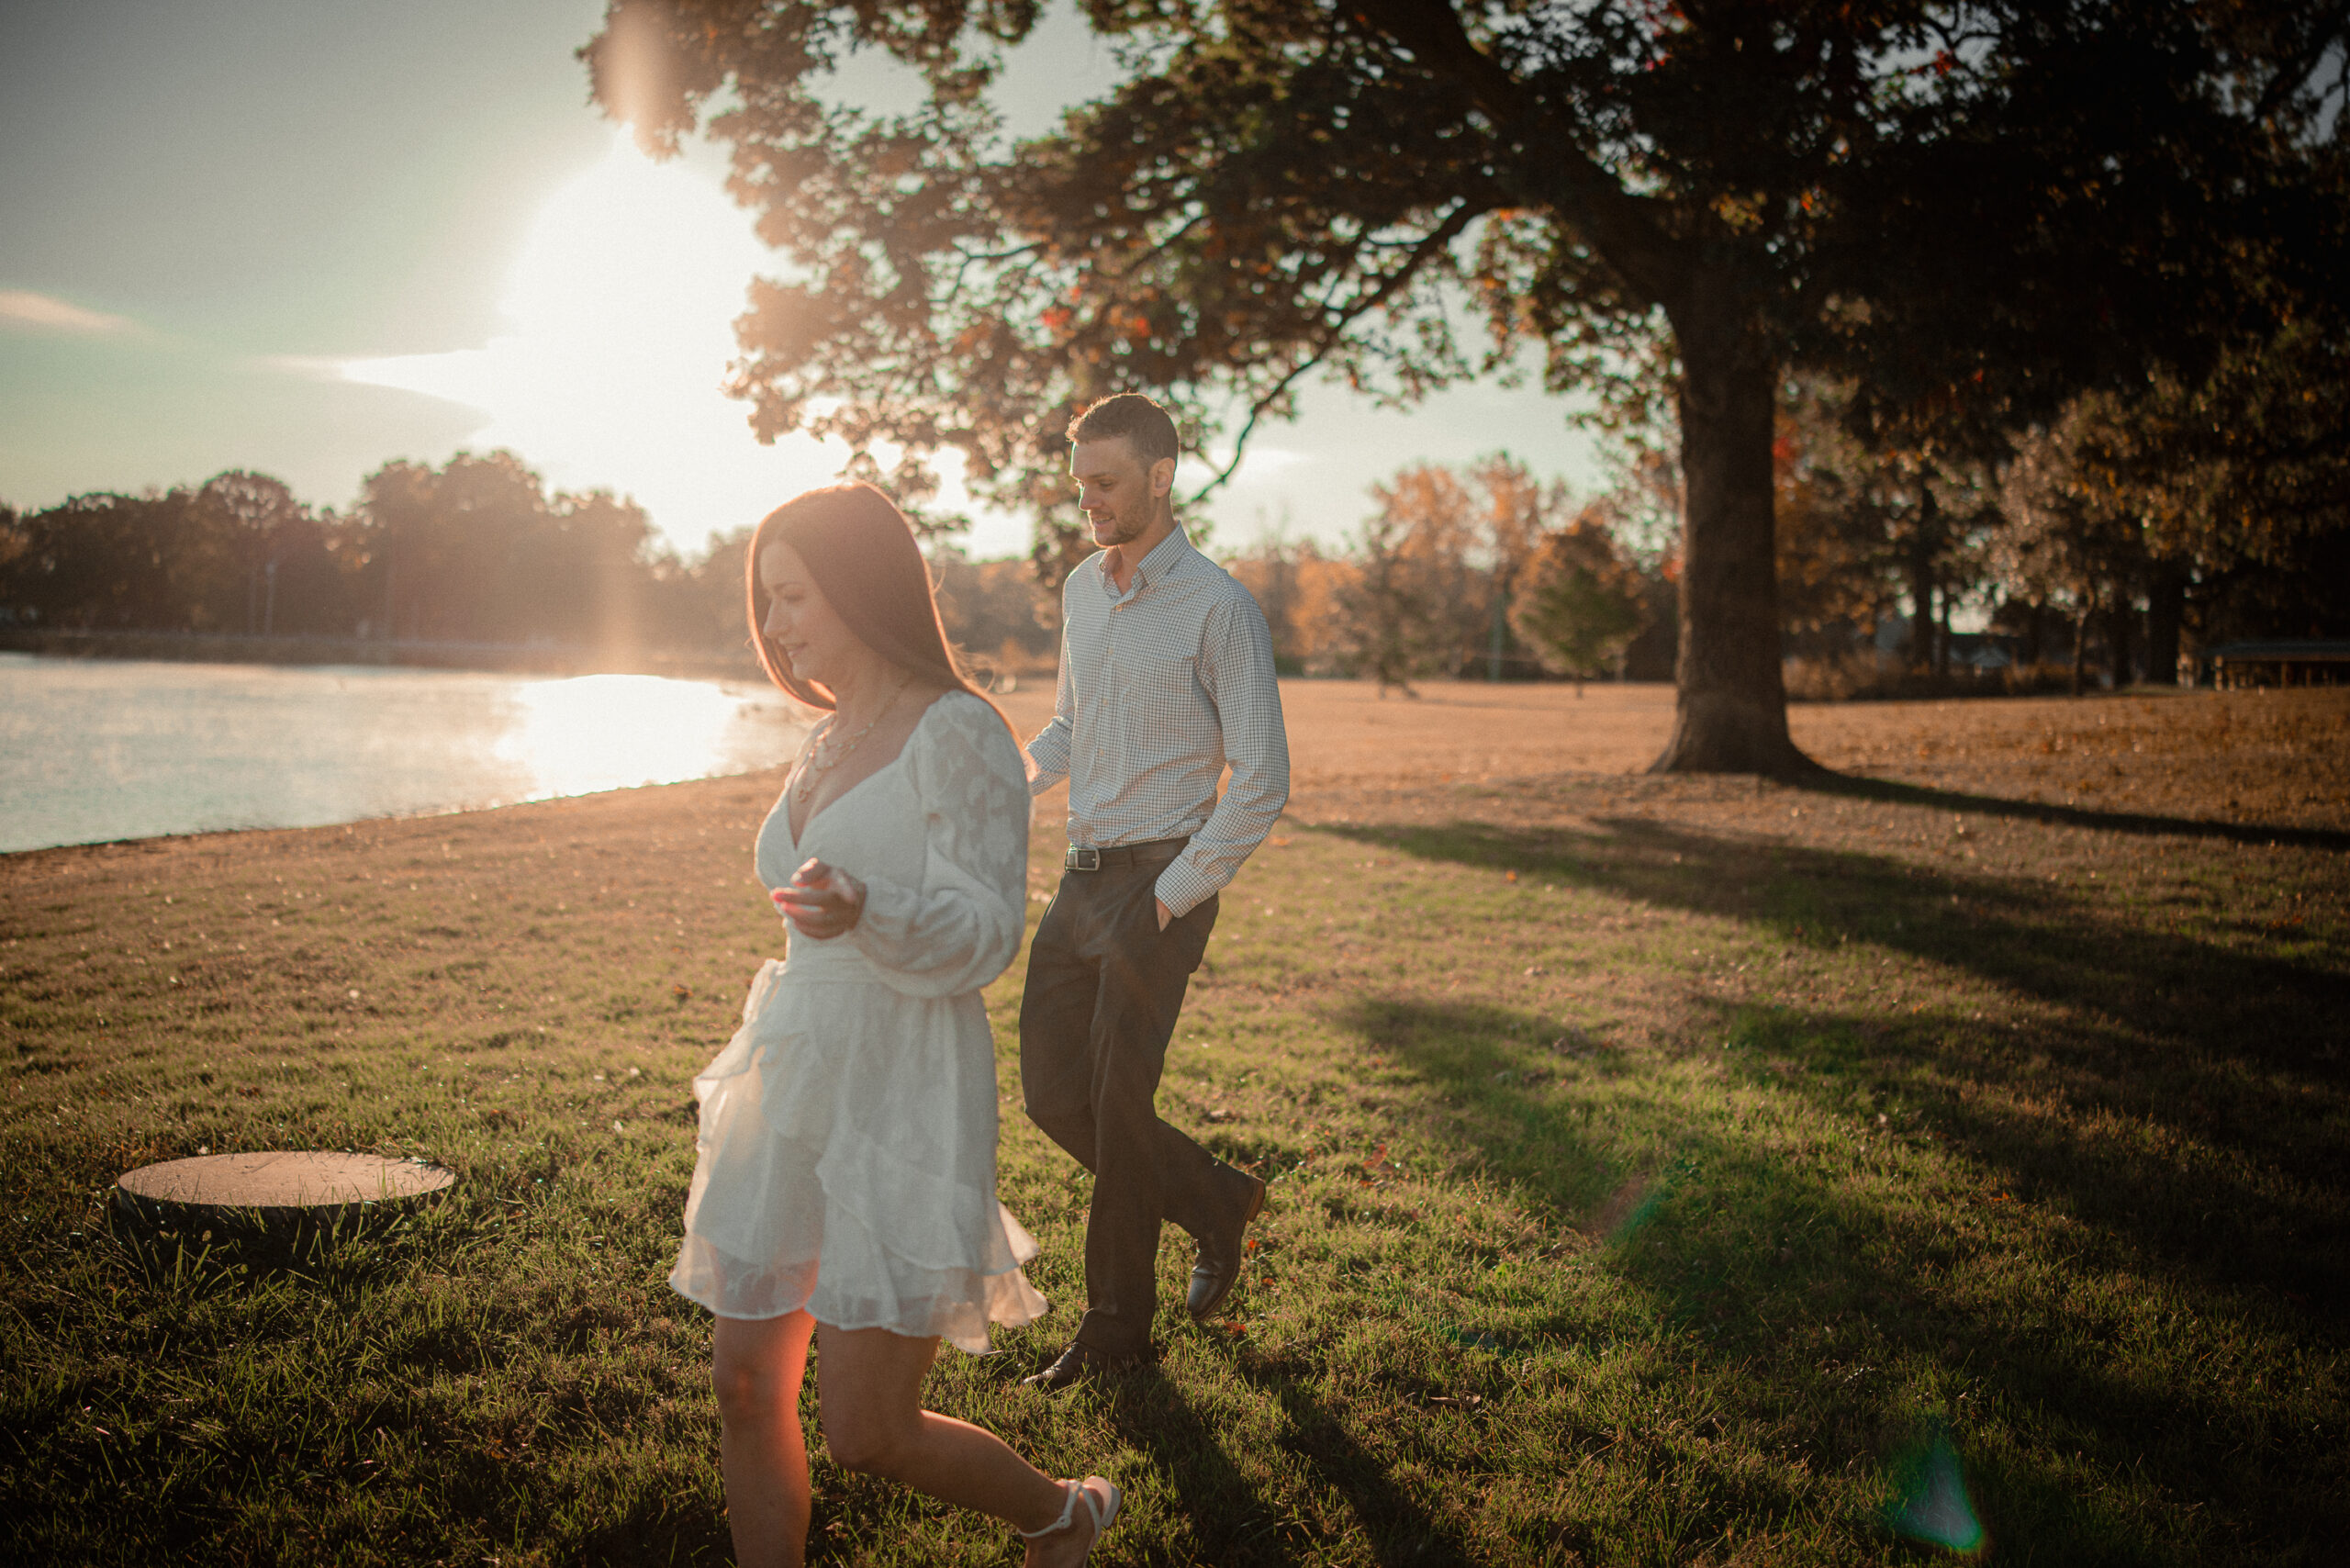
[0,655,811,854]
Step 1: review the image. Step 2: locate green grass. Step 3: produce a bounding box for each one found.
[3,766,2344,1565]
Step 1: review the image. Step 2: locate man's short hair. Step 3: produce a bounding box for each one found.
[1066,393,1180,468]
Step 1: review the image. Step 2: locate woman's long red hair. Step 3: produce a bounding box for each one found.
[744,483,1007,732]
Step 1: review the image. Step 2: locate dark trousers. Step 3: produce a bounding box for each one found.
[1019,856,1224,1357]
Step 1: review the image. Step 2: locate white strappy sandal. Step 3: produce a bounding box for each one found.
[1019,1475,1120,1563]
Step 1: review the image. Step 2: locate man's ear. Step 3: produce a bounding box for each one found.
[1150,455,1176,498]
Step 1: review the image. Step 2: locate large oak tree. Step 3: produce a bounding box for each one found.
[587,0,2345,773]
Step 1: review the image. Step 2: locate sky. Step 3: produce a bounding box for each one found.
[0,0,1605,562]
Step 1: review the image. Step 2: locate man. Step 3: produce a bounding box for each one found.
[1018,392,1292,1390]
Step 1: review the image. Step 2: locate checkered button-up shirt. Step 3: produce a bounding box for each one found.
[1025,526,1291,918]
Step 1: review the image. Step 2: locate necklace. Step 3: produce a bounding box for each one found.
[791,670,911,803]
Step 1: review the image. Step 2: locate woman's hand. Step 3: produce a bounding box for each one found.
[772,857,865,939]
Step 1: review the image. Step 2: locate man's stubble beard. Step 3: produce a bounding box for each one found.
[1090,507,1148,548]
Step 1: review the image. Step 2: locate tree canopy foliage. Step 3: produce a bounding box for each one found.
[588,0,2348,770]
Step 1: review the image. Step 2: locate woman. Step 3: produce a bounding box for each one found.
[668,483,1115,1567]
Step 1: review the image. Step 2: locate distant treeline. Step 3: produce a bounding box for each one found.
[6,395,2344,697]
[0,447,1658,691]
[0,454,751,661]
[0,451,1077,684]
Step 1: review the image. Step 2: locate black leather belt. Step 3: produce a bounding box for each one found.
[1064,836,1189,871]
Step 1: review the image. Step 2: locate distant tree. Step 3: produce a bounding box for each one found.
[186,471,358,637]
[1335,495,1437,697]
[1995,406,2153,691]
[1386,465,1487,677]
[588,0,2346,774]
[2063,317,2350,655]
[1770,408,1900,666]
[0,476,366,636]
[0,503,20,622]
[545,487,663,654]
[1225,527,1359,677]
[349,451,664,647]
[1511,511,1652,692]
[1326,456,1572,684]
[351,455,528,642]
[1764,381,2009,675]
[655,523,757,655]
[0,460,715,655]
[929,546,1061,679]
[1465,455,1567,679]
[1,490,195,631]
[1222,521,1306,677]
[1993,313,2350,690]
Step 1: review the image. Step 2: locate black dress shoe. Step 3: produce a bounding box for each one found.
[1020,1339,1149,1392]
[1187,1168,1268,1320]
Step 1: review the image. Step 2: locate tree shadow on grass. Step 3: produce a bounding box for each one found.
[1327,814,2342,1075]
[1323,813,2347,1309]
[1091,1358,1478,1567]
[1328,991,2349,1562]
[1791,772,2350,854]
[545,1498,733,1568]
[1224,1353,1486,1568]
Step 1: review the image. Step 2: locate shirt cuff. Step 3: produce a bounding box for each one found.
[1153,856,1220,921]
[1023,742,1069,797]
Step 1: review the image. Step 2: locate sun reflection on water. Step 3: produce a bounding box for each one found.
[495,674,800,802]
[0,657,812,853]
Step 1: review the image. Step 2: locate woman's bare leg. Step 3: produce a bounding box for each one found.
[814,1324,1074,1535]
[711,1312,818,1568]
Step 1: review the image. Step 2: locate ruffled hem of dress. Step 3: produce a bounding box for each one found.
[682,1001,1022,1280]
[673,961,1046,1353]
[668,1205,1048,1354]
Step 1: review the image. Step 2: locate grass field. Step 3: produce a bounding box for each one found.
[4,681,2346,1566]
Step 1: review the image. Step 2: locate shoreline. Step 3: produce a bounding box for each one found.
[0,626,765,682]
[6,683,2343,871]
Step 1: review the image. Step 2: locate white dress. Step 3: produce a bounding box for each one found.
[667,690,1048,1352]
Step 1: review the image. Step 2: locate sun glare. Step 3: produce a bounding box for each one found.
[342,135,856,554]
[496,673,800,801]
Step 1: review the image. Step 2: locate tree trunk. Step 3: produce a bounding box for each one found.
[2144,559,2187,686]
[2106,588,2135,689]
[2071,598,2091,696]
[1909,486,1940,676]
[1650,276,1812,775]
[1935,579,1953,679]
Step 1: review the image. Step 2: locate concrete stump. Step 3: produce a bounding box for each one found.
[113,1150,455,1238]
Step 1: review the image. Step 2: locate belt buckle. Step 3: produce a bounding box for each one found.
[1066,846,1102,871]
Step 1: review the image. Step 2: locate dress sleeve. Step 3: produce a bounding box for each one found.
[846,693,1032,998]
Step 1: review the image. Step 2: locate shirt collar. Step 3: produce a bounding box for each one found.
[1098,525,1197,601]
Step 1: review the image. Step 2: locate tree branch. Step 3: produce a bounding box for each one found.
[1342,0,1690,309]
[1187,200,1484,505]
[2253,0,2350,120]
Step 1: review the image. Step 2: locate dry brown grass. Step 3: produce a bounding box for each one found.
[1001,678,2350,836]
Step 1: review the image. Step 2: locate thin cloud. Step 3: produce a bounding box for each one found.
[0,289,140,336]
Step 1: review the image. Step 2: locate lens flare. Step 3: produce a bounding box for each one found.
[1881,1417,1988,1554]
[1592,1157,1695,1243]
